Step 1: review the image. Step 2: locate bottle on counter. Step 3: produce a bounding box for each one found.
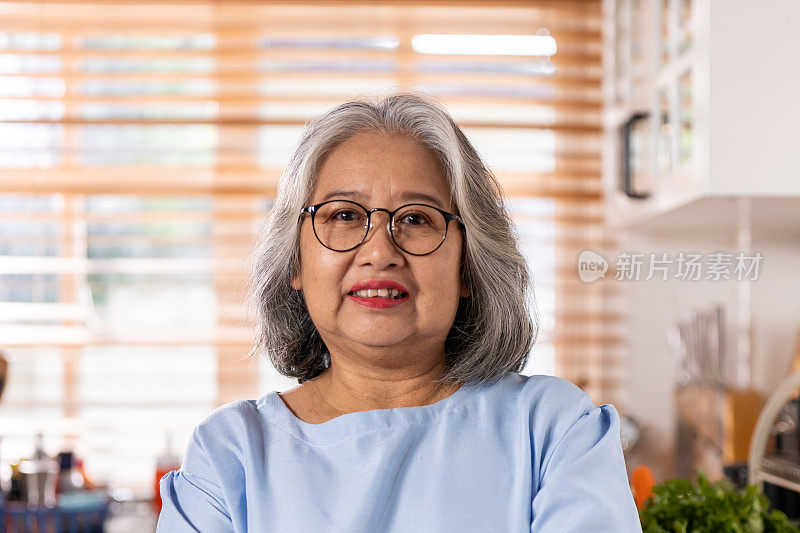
[7,460,24,502]
[56,451,85,497]
[153,433,181,515]
[18,433,59,507]
[74,457,95,489]
[8,461,22,502]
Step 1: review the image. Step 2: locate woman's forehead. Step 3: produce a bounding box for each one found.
[310,179,454,211]
[311,133,453,208]
[315,188,449,210]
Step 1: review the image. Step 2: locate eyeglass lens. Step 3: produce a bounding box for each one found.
[312,200,447,255]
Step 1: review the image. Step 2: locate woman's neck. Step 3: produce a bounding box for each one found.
[310,360,459,414]
[279,356,460,424]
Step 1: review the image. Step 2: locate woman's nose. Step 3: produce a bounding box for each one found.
[357,211,404,266]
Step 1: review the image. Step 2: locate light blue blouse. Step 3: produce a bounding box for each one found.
[157,372,642,532]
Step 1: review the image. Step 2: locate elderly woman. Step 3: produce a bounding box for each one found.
[157,94,641,532]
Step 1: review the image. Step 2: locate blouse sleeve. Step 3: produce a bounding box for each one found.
[156,429,235,533]
[530,401,642,532]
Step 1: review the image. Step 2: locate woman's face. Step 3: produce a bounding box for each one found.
[291,131,468,365]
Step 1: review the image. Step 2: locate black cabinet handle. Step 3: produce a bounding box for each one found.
[621,112,651,199]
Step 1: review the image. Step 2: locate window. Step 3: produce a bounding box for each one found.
[0,0,614,493]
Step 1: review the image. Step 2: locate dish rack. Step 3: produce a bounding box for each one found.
[1,500,108,533]
[748,368,800,492]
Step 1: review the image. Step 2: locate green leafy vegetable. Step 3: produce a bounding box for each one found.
[639,471,799,532]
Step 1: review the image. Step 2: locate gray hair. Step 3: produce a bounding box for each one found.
[247,93,538,385]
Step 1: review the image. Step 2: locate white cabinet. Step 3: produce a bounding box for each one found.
[603,0,800,229]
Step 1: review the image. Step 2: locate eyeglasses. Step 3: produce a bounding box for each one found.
[300,199,463,256]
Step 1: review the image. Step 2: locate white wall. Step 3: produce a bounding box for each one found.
[620,221,800,482]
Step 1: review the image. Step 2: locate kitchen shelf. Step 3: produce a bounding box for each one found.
[622,196,800,242]
[759,454,800,493]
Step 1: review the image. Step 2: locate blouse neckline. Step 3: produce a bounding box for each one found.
[261,380,479,447]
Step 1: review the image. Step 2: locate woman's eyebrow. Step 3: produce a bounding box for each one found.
[319,189,446,209]
[319,189,364,203]
[399,192,446,209]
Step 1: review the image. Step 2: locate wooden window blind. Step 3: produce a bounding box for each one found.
[0,0,620,492]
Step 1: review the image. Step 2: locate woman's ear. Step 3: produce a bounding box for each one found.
[459,252,470,298]
[459,279,470,298]
[290,269,302,291]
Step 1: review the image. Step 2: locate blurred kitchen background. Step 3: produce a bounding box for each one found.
[0,0,799,530]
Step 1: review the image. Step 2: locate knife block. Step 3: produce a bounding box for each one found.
[676,384,764,478]
[723,388,765,464]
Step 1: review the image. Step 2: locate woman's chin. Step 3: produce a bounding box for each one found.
[345,331,411,349]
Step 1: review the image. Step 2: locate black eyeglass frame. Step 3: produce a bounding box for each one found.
[300,199,464,256]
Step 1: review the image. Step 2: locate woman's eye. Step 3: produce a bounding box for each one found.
[399,213,428,225]
[332,209,359,222]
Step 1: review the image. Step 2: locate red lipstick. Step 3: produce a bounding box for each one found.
[347,280,410,309]
[348,280,409,293]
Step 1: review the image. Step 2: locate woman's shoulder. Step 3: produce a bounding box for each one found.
[483,372,594,413]
[482,372,606,438]
[499,373,623,461]
[188,395,282,453]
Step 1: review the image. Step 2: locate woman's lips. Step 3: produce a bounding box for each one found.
[347,294,409,309]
